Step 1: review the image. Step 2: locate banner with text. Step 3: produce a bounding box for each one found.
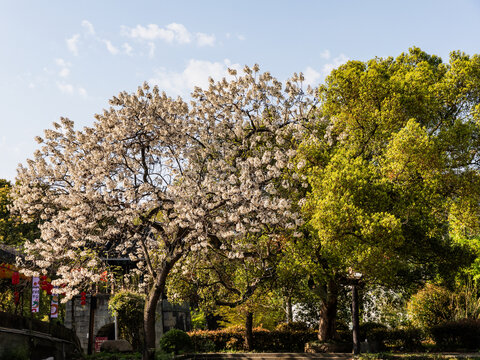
[31,276,40,313]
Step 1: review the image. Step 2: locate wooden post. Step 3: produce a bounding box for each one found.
[352,283,360,355]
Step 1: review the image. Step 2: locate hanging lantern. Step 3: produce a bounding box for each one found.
[80,291,86,306]
[46,282,54,295]
[12,271,19,285]
[100,270,107,282]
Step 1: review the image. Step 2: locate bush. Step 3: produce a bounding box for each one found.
[430,319,480,350]
[189,326,317,352]
[275,321,310,331]
[369,327,424,351]
[108,291,145,351]
[0,346,29,360]
[159,329,192,354]
[407,284,454,329]
[359,322,388,342]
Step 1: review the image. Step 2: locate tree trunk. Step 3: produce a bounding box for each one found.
[286,296,293,323]
[352,284,360,355]
[245,312,254,351]
[143,284,161,360]
[318,279,338,341]
[142,254,182,360]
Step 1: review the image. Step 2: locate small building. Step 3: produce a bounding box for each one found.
[64,293,190,353]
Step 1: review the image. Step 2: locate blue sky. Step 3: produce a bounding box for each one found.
[1,0,480,181]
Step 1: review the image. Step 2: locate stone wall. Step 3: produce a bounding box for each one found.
[64,294,191,353]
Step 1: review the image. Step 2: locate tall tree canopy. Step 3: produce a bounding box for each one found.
[296,48,480,340]
[12,66,314,358]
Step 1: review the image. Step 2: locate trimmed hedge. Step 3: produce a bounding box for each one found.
[369,328,423,351]
[430,319,480,350]
[189,326,317,352]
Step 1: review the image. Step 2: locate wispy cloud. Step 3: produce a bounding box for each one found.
[122,43,133,56]
[150,59,241,97]
[81,20,95,35]
[103,40,119,55]
[123,23,216,47]
[56,81,87,97]
[56,82,75,94]
[196,33,215,47]
[66,34,80,56]
[55,58,71,78]
[320,49,331,59]
[302,53,349,87]
[321,54,349,75]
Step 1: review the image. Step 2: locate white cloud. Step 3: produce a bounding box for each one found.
[302,54,349,88]
[78,87,87,97]
[104,40,119,55]
[196,33,215,47]
[122,42,133,56]
[55,58,71,78]
[66,34,80,56]
[56,82,88,97]
[237,34,246,41]
[150,59,241,97]
[124,23,216,47]
[303,67,322,87]
[148,42,155,58]
[322,54,349,76]
[81,20,95,35]
[57,82,75,94]
[320,49,331,59]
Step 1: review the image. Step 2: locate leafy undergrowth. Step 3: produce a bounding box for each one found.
[358,353,480,360]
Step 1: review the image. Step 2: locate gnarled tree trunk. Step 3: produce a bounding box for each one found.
[318,279,338,341]
[143,254,182,360]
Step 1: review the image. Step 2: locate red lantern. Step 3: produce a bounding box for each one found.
[40,275,48,291]
[12,271,19,285]
[80,291,86,306]
[46,282,54,295]
[100,270,107,282]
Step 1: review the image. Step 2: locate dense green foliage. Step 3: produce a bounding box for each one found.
[158,329,192,354]
[430,319,480,350]
[108,291,145,351]
[0,179,39,247]
[407,284,455,329]
[189,326,317,352]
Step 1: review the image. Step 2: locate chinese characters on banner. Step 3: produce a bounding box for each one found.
[50,288,59,318]
[31,276,40,313]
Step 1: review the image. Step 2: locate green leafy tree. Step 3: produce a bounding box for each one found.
[0,179,38,247]
[297,48,480,341]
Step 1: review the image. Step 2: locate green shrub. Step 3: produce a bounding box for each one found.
[108,291,145,351]
[430,319,480,350]
[188,326,317,352]
[86,352,141,360]
[275,321,309,331]
[159,329,192,354]
[407,284,454,329]
[369,327,424,351]
[359,321,388,341]
[0,346,29,360]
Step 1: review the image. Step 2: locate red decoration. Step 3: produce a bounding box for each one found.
[46,282,54,295]
[14,291,20,305]
[12,271,19,285]
[80,291,86,306]
[40,275,48,291]
[100,270,107,282]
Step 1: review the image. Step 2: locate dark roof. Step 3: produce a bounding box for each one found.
[0,244,20,263]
